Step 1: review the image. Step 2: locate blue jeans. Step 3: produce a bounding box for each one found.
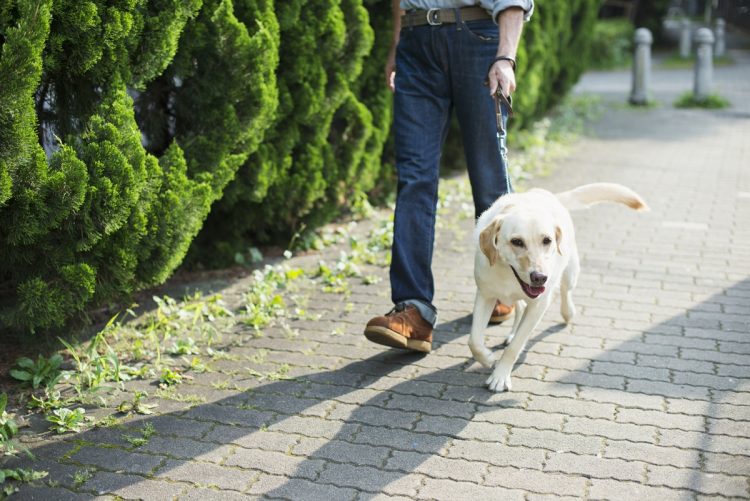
[390,14,512,326]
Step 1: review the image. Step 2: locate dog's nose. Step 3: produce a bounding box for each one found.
[530,271,547,286]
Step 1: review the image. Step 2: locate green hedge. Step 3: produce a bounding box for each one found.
[1,0,598,333]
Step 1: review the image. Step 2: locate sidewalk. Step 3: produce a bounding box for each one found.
[6,50,750,500]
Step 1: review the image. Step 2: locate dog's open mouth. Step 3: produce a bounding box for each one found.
[511,266,545,299]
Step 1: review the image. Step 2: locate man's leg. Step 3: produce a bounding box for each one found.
[451,18,514,324]
[365,25,451,352]
[450,18,512,217]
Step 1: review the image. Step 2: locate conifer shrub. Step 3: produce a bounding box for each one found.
[0,0,278,332]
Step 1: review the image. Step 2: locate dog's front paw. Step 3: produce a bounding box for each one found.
[486,363,513,392]
[469,341,496,369]
[561,296,576,324]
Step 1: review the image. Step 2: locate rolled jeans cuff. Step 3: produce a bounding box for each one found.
[403,299,438,327]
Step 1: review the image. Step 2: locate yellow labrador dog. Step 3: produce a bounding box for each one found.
[469,183,648,392]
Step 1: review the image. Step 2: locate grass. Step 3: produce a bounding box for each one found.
[659,53,734,69]
[674,92,730,109]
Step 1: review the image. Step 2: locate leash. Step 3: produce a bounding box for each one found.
[492,85,513,135]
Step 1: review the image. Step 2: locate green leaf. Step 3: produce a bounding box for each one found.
[15,358,34,370]
[0,393,7,411]
[9,370,32,382]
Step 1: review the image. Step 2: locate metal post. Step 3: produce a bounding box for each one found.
[715,18,726,58]
[694,28,715,101]
[630,28,653,105]
[680,18,692,58]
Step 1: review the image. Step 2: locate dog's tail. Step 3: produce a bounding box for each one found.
[556,183,649,212]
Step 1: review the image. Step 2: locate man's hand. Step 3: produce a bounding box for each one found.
[490,7,525,98]
[385,46,397,93]
[487,59,515,97]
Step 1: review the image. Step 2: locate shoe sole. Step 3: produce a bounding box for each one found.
[489,311,513,325]
[364,326,432,353]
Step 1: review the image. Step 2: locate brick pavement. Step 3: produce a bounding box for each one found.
[5,49,750,500]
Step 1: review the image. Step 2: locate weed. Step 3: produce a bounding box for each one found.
[122,423,155,448]
[158,367,183,387]
[153,388,206,404]
[182,356,209,373]
[27,389,67,413]
[0,395,20,456]
[211,380,231,390]
[246,364,294,382]
[46,407,87,434]
[169,338,200,356]
[9,354,63,389]
[71,468,94,487]
[0,468,48,496]
[249,349,268,364]
[59,323,126,396]
[117,391,156,415]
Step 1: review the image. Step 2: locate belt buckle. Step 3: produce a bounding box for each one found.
[426,8,441,25]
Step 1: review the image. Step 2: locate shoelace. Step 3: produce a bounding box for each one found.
[387,303,409,316]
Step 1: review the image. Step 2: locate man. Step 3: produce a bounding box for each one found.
[364,0,534,353]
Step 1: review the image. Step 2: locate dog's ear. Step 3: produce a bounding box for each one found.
[555,225,563,255]
[479,217,503,266]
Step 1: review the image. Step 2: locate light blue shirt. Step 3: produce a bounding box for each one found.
[400,0,534,22]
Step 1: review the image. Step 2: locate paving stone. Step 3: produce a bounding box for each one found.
[352,424,449,454]
[292,437,391,467]
[417,477,525,500]
[508,428,604,455]
[604,440,701,468]
[386,451,486,482]
[616,408,706,431]
[177,487,254,500]
[543,452,646,482]
[527,394,616,419]
[182,403,274,428]
[84,471,186,499]
[647,464,749,496]
[248,474,358,500]
[445,440,546,469]
[224,447,325,480]
[139,436,233,463]
[203,426,298,452]
[317,462,423,495]
[266,414,357,440]
[327,402,420,430]
[484,466,588,497]
[9,485,111,500]
[563,416,657,443]
[588,479,695,500]
[154,459,256,491]
[68,446,164,475]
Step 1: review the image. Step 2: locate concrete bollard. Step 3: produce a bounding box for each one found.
[680,18,692,58]
[715,18,726,57]
[693,28,715,101]
[630,28,653,105]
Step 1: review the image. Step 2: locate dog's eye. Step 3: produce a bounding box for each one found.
[542,237,552,246]
[510,238,525,248]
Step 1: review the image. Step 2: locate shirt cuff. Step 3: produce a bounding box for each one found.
[492,0,534,23]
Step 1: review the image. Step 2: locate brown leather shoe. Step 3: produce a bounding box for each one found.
[364,304,433,353]
[489,301,514,325]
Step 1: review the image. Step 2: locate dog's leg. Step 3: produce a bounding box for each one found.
[560,250,580,324]
[486,296,552,392]
[504,300,526,346]
[469,292,496,369]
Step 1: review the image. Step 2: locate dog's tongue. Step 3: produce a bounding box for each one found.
[521,281,545,298]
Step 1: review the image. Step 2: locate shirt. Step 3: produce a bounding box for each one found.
[400,0,534,22]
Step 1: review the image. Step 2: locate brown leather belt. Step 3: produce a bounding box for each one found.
[402,6,492,27]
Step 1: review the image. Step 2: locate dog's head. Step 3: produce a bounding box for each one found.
[479,208,563,299]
